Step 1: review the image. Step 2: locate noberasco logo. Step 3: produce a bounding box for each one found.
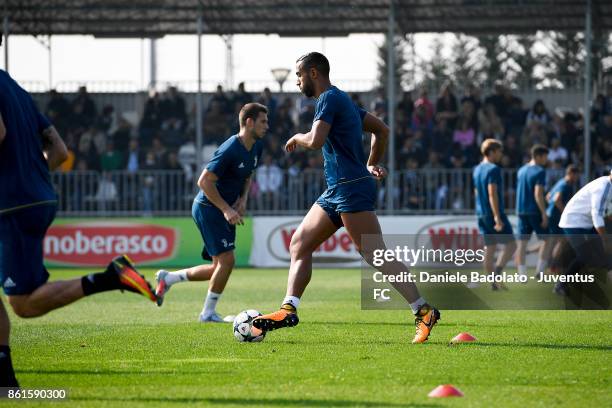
[44,222,178,266]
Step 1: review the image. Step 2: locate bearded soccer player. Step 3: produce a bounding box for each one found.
[252,52,440,344]
[155,103,267,322]
[0,68,156,387]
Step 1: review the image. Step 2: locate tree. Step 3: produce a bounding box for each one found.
[513,35,539,87]
[476,35,507,84]
[376,34,408,94]
[540,31,584,89]
[449,34,484,86]
[420,36,449,85]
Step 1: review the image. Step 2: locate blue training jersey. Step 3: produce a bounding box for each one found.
[195,135,263,207]
[516,164,546,215]
[0,70,57,214]
[313,86,370,187]
[473,161,504,217]
[546,178,574,219]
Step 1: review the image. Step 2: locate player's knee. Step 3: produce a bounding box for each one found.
[289,233,307,258]
[7,297,38,318]
[217,252,235,270]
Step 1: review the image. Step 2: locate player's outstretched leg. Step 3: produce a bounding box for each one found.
[252,304,300,332]
[253,205,337,333]
[105,255,157,302]
[155,263,216,307]
[412,304,441,344]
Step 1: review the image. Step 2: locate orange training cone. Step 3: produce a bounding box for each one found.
[428,384,464,398]
[450,332,477,344]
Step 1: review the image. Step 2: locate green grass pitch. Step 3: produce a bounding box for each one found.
[4,268,611,407]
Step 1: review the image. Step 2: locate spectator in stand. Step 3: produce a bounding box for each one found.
[547,137,568,165]
[150,136,168,167]
[370,88,387,114]
[71,86,97,128]
[351,93,365,109]
[459,98,478,135]
[592,93,606,126]
[430,118,452,156]
[258,87,278,131]
[411,99,434,135]
[78,124,107,171]
[140,90,163,146]
[125,139,144,173]
[161,86,187,127]
[397,91,414,129]
[275,100,296,143]
[256,153,284,210]
[422,150,448,210]
[461,83,482,113]
[435,81,458,130]
[97,105,116,134]
[484,81,507,118]
[208,85,230,113]
[453,114,476,150]
[232,82,253,107]
[479,102,505,140]
[503,134,523,168]
[398,136,424,167]
[414,87,434,123]
[100,141,124,172]
[203,100,230,145]
[141,150,161,214]
[45,89,71,133]
[111,116,133,153]
[298,103,315,133]
[526,99,551,128]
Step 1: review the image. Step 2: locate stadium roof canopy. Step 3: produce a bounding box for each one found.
[5,0,612,38]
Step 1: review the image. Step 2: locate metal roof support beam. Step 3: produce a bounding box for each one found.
[196,13,204,170]
[149,38,157,90]
[386,1,396,213]
[584,0,592,179]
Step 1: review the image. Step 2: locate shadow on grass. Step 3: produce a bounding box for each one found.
[456,342,612,351]
[72,396,441,407]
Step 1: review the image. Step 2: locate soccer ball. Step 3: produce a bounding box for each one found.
[233,310,266,342]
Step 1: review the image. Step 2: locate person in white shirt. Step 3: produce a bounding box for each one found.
[557,171,612,303]
[256,153,283,210]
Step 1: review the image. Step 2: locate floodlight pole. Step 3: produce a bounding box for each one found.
[3,16,8,72]
[48,36,52,90]
[149,38,157,90]
[584,0,592,179]
[196,15,204,170]
[386,2,396,213]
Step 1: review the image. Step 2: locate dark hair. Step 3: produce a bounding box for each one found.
[481,138,503,157]
[296,52,330,77]
[566,164,580,175]
[239,103,268,127]
[531,144,549,158]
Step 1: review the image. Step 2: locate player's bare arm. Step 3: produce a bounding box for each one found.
[553,192,565,212]
[0,112,6,146]
[535,184,548,227]
[232,175,252,216]
[285,120,330,152]
[488,183,504,231]
[41,126,68,170]
[198,169,243,225]
[363,112,389,179]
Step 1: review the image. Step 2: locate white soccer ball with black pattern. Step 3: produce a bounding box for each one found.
[233,309,266,342]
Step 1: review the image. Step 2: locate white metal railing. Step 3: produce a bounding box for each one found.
[50,168,570,217]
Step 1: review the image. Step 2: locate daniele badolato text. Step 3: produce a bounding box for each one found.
[368,246,596,284]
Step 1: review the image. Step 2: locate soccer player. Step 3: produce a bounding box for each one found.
[515,145,550,278]
[544,165,580,270]
[0,68,156,387]
[472,139,516,290]
[252,52,440,344]
[557,170,612,298]
[155,103,267,322]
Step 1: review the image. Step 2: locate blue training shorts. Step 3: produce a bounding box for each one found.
[316,176,377,228]
[477,214,514,245]
[0,204,56,295]
[192,200,235,257]
[518,213,548,239]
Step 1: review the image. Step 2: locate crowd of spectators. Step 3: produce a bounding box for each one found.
[42,80,612,212]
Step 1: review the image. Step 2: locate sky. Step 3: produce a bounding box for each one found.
[2,34,399,92]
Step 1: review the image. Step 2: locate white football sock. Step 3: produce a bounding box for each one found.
[201,290,221,316]
[518,265,528,276]
[409,297,427,314]
[282,296,300,309]
[536,259,548,275]
[165,270,188,287]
